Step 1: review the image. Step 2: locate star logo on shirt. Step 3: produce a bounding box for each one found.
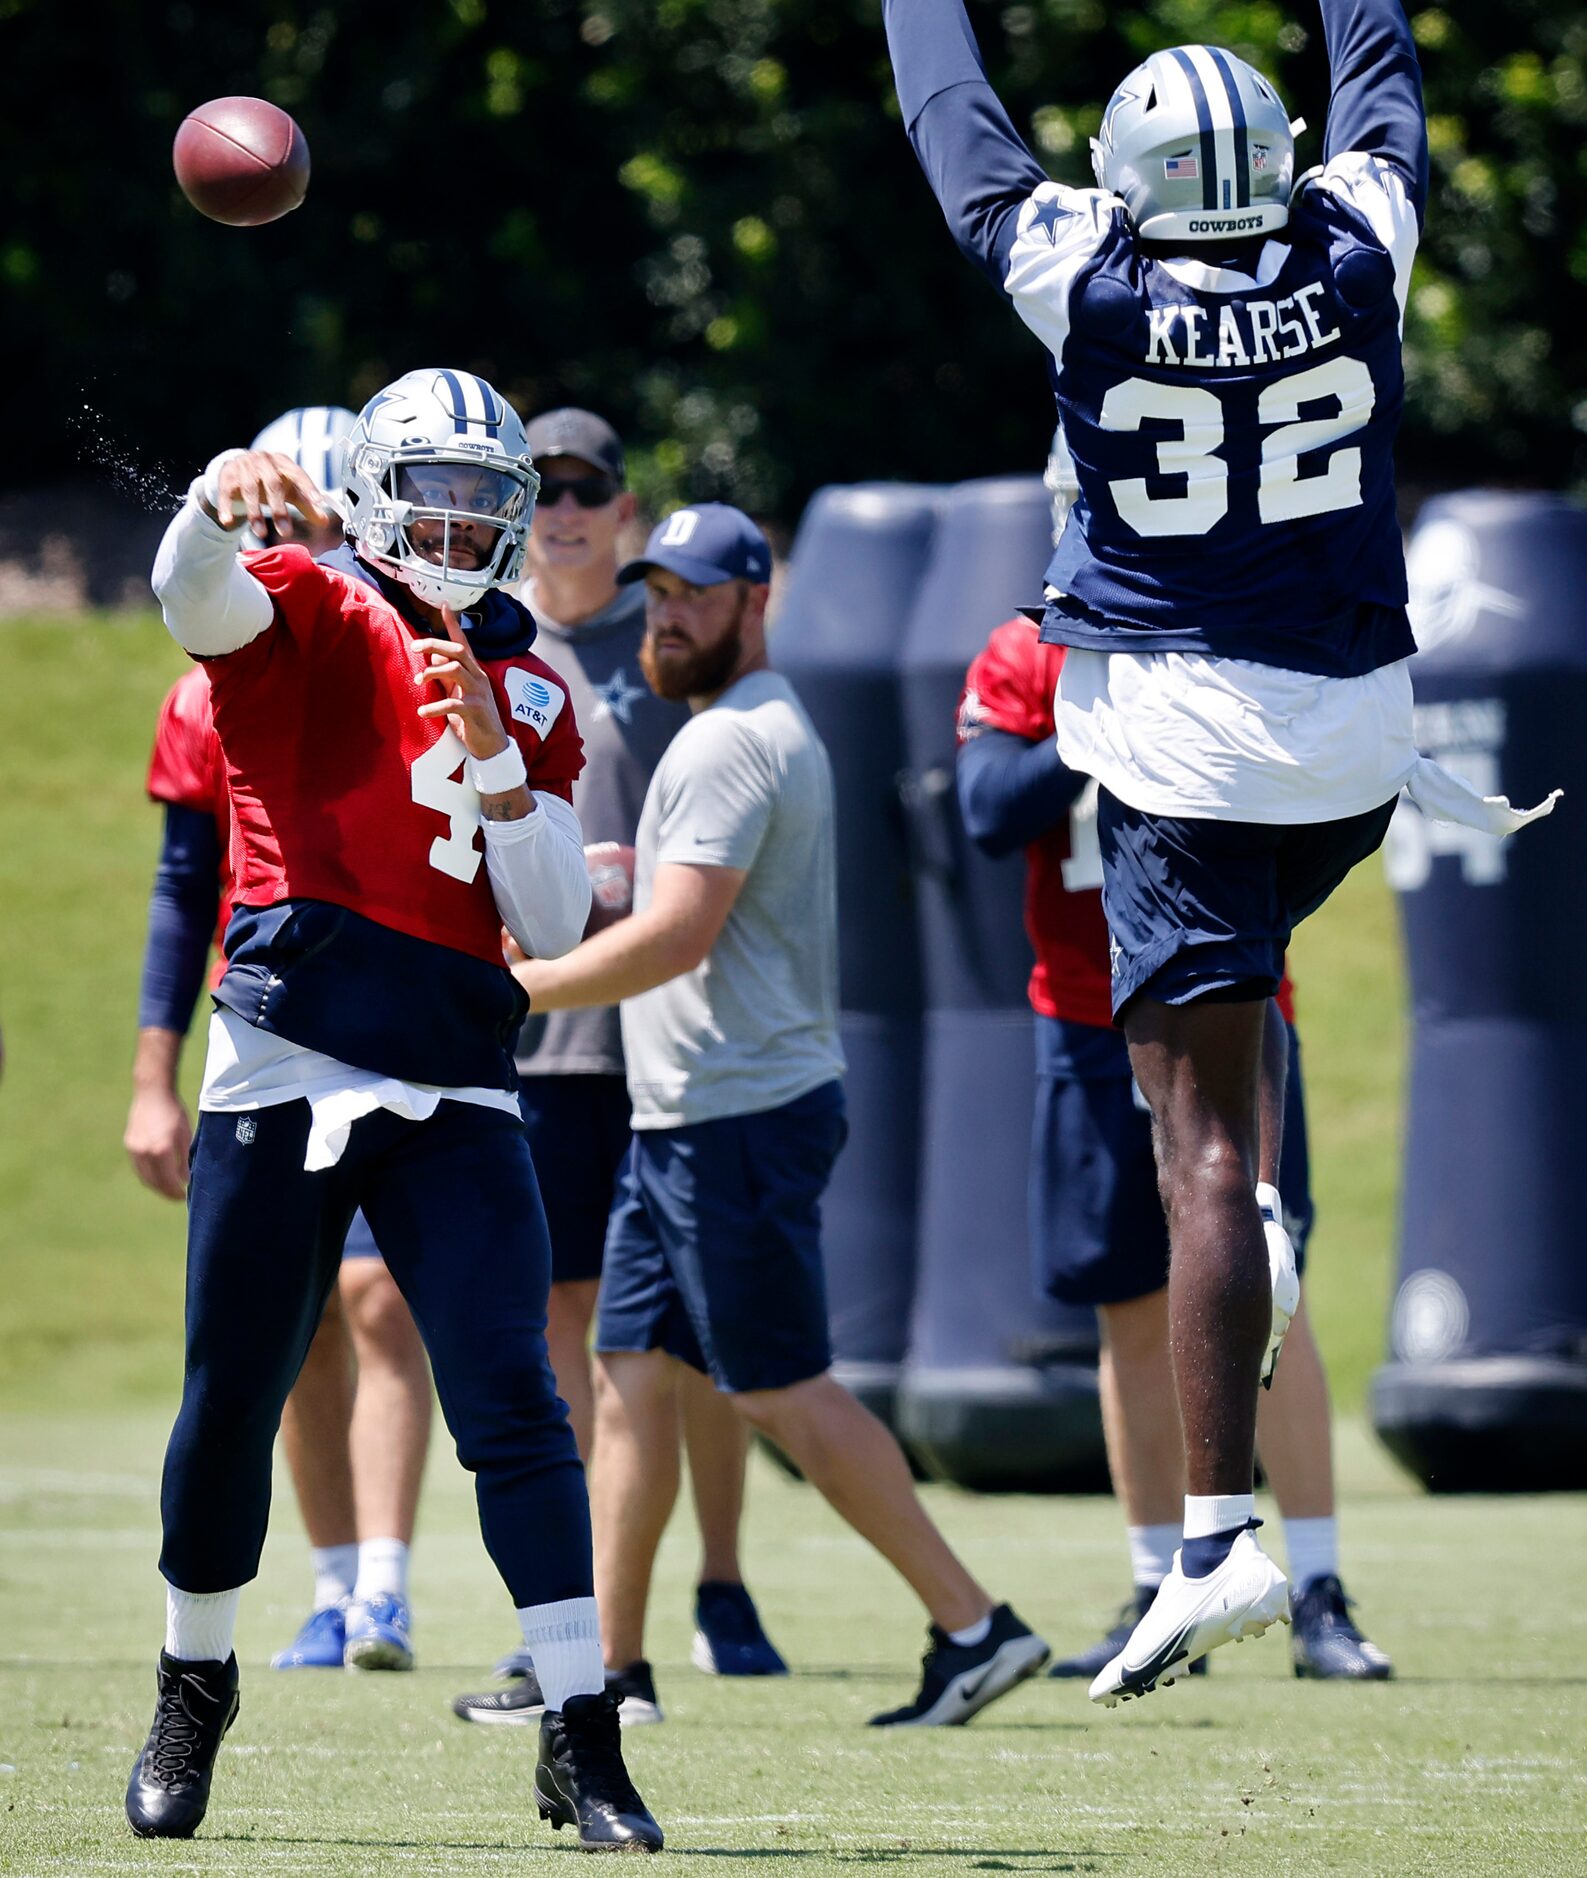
[1028,196,1065,245]
[592,666,648,725]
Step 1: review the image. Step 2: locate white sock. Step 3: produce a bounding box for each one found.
[947,1612,992,1648]
[1283,1516,1338,1592]
[165,1584,242,1662]
[518,1596,603,1711]
[311,1543,358,1612]
[1127,1523,1181,1590]
[353,1537,409,1604]
[1183,1493,1255,1540]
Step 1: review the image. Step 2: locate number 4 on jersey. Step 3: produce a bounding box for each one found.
[411,728,484,883]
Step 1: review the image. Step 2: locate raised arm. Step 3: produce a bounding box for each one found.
[883,0,1049,284]
[152,450,330,656]
[1318,0,1427,214]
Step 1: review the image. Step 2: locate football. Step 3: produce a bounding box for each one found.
[173,97,310,226]
[584,842,636,936]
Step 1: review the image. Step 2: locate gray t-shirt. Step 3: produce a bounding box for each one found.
[514,582,690,1076]
[622,669,845,1129]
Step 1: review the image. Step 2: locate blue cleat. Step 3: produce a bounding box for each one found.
[343,1593,415,1672]
[691,1581,788,1677]
[270,1604,347,1669]
[1290,1575,1394,1680]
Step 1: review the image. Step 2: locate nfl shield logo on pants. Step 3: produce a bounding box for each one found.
[235,1116,257,1146]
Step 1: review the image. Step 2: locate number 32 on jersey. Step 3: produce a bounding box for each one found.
[1101,354,1375,537]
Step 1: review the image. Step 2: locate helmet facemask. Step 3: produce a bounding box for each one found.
[350,445,538,610]
[341,369,540,611]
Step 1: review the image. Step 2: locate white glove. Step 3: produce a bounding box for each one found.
[1257,1181,1300,1390]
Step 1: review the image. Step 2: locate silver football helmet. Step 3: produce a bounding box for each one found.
[342,368,540,610]
[1091,45,1303,244]
[249,405,357,522]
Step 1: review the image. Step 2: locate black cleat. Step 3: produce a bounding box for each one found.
[868,1604,1049,1727]
[453,1658,663,1727]
[1291,1575,1394,1680]
[494,1642,537,1679]
[125,1652,239,1839]
[535,1689,664,1853]
[1048,1589,1208,1680]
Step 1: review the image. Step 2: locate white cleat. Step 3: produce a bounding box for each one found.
[1257,1182,1300,1390]
[1088,1530,1290,1707]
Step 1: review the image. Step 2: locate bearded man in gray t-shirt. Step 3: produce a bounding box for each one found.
[451,414,786,1729]
[515,502,1048,1728]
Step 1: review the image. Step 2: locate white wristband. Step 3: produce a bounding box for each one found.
[469,739,528,795]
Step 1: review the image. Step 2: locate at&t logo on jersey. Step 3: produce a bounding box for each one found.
[505,667,566,739]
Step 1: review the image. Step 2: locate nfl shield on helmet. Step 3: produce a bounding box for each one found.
[1090,45,1301,243]
[341,369,540,611]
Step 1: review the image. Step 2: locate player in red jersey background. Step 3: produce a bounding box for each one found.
[954,439,1392,1685]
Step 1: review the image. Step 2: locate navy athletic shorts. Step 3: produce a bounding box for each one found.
[1097,790,1398,1018]
[1031,1014,1314,1308]
[595,1080,846,1394]
[341,1207,382,1260]
[518,1073,633,1285]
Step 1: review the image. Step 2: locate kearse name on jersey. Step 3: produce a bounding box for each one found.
[1145,284,1340,371]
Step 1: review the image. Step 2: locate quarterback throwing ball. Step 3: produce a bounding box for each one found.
[126,369,661,1852]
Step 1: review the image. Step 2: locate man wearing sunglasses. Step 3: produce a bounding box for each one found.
[453,411,788,1728]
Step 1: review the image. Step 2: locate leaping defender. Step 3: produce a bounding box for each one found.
[884,0,1556,1705]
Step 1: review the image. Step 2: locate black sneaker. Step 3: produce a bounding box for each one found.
[868,1604,1049,1727]
[1048,1589,1209,1680]
[692,1580,789,1677]
[606,1658,664,1726]
[1291,1575,1394,1680]
[125,1652,239,1839]
[535,1689,664,1853]
[452,1664,546,1725]
[453,1659,663,1727]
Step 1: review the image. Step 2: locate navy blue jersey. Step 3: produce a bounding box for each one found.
[887,0,1428,679]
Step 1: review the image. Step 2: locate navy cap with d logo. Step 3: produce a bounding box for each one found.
[617,503,773,588]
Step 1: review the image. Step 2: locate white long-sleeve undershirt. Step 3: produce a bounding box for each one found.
[485,791,592,961]
[151,485,273,654]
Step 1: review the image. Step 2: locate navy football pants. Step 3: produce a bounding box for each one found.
[159,1098,590,1608]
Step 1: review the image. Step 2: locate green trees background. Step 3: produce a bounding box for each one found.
[8,0,1584,517]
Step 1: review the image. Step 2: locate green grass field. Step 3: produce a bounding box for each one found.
[3,1416,1584,1875]
[2,615,1583,1873]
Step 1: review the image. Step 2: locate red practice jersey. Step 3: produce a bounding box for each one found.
[147,665,233,984]
[203,546,584,966]
[958,616,1295,1027]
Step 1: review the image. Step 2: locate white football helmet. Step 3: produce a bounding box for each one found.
[249,405,357,509]
[342,368,540,610]
[1091,45,1303,244]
